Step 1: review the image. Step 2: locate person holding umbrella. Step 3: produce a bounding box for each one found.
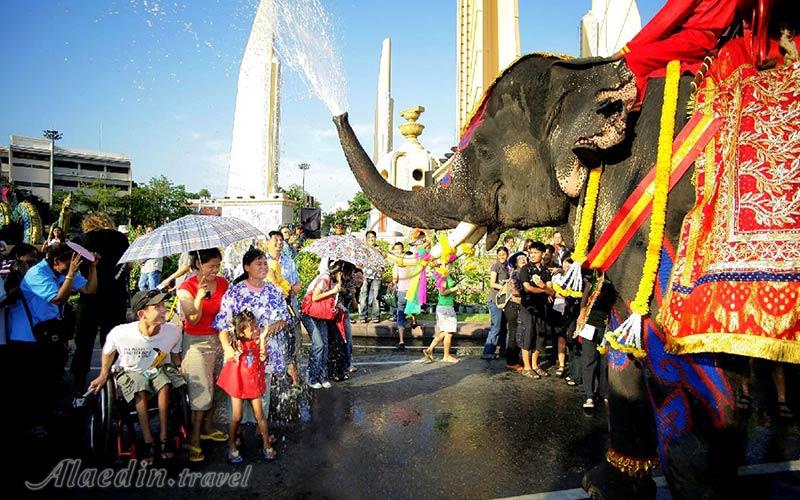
[177,248,229,462]
[300,259,347,389]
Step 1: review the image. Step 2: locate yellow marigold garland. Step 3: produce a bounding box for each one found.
[606,59,681,358]
[553,166,602,299]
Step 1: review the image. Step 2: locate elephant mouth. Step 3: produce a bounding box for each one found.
[572,75,637,163]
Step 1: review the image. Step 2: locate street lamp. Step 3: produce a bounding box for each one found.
[298,162,310,206]
[43,129,63,205]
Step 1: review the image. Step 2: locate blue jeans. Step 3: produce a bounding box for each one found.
[302,315,328,383]
[343,314,353,368]
[138,270,160,291]
[482,300,504,358]
[395,292,407,328]
[358,278,381,320]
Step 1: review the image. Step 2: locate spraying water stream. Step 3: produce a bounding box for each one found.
[273,0,348,115]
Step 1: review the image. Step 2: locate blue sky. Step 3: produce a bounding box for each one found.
[0,0,662,210]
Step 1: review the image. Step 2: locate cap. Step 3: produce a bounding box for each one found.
[131,289,171,312]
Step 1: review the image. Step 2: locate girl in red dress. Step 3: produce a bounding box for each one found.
[217,309,275,463]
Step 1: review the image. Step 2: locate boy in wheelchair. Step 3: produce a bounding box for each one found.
[88,290,185,464]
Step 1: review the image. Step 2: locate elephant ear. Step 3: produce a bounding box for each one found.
[457,53,573,152]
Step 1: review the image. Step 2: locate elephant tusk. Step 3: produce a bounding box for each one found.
[430,222,482,259]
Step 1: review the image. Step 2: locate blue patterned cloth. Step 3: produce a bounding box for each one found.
[269,252,300,286]
[213,280,290,374]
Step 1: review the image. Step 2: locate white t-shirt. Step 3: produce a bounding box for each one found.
[103,321,182,373]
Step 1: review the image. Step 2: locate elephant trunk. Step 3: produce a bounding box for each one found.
[333,113,461,230]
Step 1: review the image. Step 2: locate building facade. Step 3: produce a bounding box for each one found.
[456,0,520,136]
[580,0,641,57]
[0,135,132,203]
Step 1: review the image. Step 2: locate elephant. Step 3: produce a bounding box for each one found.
[333,52,779,499]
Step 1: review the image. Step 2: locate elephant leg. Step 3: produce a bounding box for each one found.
[647,353,745,500]
[583,346,659,500]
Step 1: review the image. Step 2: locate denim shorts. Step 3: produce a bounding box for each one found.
[396,292,408,328]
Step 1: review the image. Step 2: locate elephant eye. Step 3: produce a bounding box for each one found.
[475,141,492,160]
[597,98,622,118]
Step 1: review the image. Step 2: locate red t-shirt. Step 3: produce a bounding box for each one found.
[179,275,229,336]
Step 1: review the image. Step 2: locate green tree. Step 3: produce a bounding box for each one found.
[321,191,372,233]
[70,181,128,222]
[278,183,320,223]
[196,188,211,198]
[127,176,192,227]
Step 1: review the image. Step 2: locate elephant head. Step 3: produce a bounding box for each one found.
[334,54,636,249]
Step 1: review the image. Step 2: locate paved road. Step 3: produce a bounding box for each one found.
[9,343,800,499]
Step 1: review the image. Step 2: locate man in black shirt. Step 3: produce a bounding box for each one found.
[70,215,130,393]
[518,241,555,377]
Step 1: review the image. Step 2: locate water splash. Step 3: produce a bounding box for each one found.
[273,0,348,115]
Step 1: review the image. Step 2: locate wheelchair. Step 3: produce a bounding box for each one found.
[86,367,191,463]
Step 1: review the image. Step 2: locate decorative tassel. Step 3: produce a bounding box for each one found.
[553,260,584,298]
[604,313,646,358]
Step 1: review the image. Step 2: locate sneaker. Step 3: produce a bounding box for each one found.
[321,381,332,389]
[583,398,595,409]
[307,381,323,389]
[396,343,406,351]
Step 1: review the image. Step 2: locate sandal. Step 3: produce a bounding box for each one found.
[566,378,578,387]
[555,366,566,377]
[737,394,752,411]
[185,444,205,462]
[422,349,434,363]
[227,449,245,465]
[141,441,158,466]
[533,366,548,377]
[160,438,176,459]
[200,429,229,442]
[261,447,277,461]
[777,402,794,419]
[521,369,541,379]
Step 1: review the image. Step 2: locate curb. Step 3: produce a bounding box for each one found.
[348,320,488,340]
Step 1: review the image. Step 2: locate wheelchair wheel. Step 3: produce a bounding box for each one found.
[87,379,114,461]
[170,385,192,445]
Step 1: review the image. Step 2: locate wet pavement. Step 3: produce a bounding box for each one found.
[8,340,800,499]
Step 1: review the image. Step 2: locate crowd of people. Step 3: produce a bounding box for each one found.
[479,233,611,410]
[2,216,791,469]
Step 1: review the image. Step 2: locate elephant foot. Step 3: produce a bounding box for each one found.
[582,459,657,500]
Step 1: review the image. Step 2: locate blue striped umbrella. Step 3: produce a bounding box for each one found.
[117,215,264,264]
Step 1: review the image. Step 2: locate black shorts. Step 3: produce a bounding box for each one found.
[548,309,566,338]
[517,308,547,353]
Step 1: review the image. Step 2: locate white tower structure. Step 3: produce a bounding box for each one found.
[367,106,440,239]
[580,0,642,57]
[373,38,394,165]
[206,0,294,232]
[456,0,520,135]
[226,0,282,197]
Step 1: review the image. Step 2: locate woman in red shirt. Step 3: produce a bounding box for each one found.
[177,247,229,462]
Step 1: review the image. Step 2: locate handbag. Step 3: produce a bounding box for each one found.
[20,291,74,344]
[300,277,338,320]
[494,279,512,309]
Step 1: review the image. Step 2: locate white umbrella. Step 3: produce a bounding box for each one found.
[118,215,264,264]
